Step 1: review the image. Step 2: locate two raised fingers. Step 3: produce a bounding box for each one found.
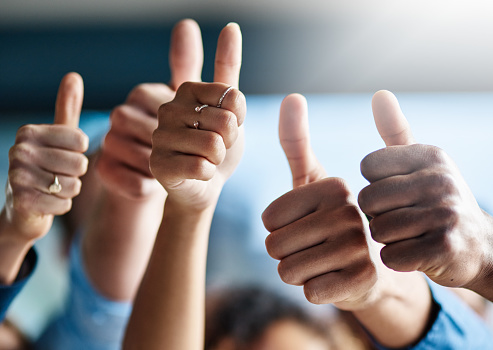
[168,20,242,90]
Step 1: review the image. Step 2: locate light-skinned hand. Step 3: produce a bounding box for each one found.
[97,19,206,200]
[150,23,246,211]
[4,72,88,240]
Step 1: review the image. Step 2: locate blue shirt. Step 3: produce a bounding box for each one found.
[34,234,132,350]
[0,247,37,321]
[373,281,493,350]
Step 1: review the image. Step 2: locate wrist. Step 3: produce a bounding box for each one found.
[466,210,493,301]
[0,213,35,285]
[352,271,432,348]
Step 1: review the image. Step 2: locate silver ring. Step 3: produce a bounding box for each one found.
[48,175,62,194]
[195,104,208,113]
[193,121,200,129]
[216,86,233,108]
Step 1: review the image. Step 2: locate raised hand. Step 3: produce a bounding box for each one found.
[4,72,88,239]
[263,94,434,348]
[97,19,204,200]
[150,23,245,210]
[0,73,88,284]
[263,94,382,309]
[358,90,493,300]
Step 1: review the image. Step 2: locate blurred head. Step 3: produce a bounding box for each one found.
[205,287,335,350]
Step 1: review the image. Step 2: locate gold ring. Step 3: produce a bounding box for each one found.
[49,175,62,194]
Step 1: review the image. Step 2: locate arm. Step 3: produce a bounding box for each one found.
[81,19,204,301]
[262,94,433,348]
[0,72,87,318]
[358,90,493,302]
[124,23,244,349]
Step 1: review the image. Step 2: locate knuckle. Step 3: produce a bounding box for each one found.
[13,189,36,214]
[157,101,174,116]
[77,130,90,152]
[9,143,35,163]
[228,90,246,123]
[110,105,128,125]
[369,217,385,242]
[189,157,214,181]
[325,177,352,201]
[8,168,32,188]
[264,234,282,260]
[204,133,226,164]
[176,81,194,96]
[436,230,457,256]
[128,83,152,102]
[425,145,448,165]
[435,205,459,227]
[220,111,237,135]
[58,199,73,215]
[357,188,371,214]
[360,152,377,178]
[72,178,82,196]
[75,155,89,176]
[16,124,36,143]
[277,260,300,285]
[303,283,323,305]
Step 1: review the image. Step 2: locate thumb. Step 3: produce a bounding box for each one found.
[169,19,204,90]
[54,72,84,128]
[372,90,415,146]
[279,94,326,189]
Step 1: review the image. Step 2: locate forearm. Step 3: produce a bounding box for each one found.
[82,189,165,301]
[0,209,34,285]
[352,270,432,348]
[465,210,493,302]
[123,198,215,350]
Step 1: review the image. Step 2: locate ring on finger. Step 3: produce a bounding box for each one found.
[195,104,208,113]
[216,86,233,108]
[48,175,62,194]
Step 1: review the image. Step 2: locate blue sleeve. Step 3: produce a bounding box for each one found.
[373,281,493,350]
[0,247,37,321]
[35,234,132,350]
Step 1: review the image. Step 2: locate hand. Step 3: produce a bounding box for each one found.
[150,23,245,210]
[263,94,382,310]
[97,19,205,200]
[358,90,493,292]
[4,72,88,240]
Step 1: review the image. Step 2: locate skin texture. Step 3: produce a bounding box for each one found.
[263,94,432,348]
[80,19,208,301]
[0,72,88,285]
[123,22,245,350]
[358,90,493,302]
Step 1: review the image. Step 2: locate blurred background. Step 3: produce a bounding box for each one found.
[2,0,493,112]
[2,0,493,340]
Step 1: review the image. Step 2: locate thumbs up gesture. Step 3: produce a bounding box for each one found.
[149,22,246,210]
[97,19,205,200]
[358,90,493,299]
[4,72,89,241]
[263,94,384,309]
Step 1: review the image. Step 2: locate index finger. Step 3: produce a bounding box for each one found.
[54,72,84,128]
[213,23,242,88]
[360,144,449,183]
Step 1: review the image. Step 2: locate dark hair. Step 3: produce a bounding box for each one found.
[204,286,331,350]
